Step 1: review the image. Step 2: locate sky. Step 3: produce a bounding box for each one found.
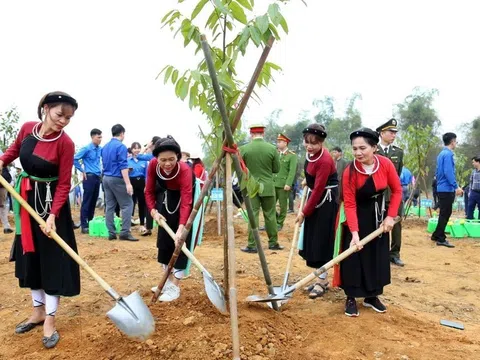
[1,0,479,153]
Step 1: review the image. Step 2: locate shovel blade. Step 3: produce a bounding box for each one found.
[107,291,155,340]
[266,286,288,308]
[203,272,228,314]
[246,294,290,303]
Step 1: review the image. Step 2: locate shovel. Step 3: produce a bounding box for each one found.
[155,218,228,314]
[0,175,155,340]
[246,216,401,306]
[270,186,308,307]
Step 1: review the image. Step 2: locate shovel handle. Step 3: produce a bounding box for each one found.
[290,216,401,293]
[283,186,308,287]
[0,175,115,296]
[158,218,206,273]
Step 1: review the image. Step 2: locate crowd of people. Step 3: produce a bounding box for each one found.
[0,91,478,348]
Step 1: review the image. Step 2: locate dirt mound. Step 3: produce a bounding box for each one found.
[1,212,479,359]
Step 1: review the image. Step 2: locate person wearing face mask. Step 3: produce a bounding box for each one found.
[340,128,402,317]
[73,128,103,234]
[376,118,405,267]
[0,91,81,348]
[128,142,150,236]
[145,136,195,302]
[296,124,338,299]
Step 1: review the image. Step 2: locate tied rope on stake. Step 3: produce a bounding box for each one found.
[222,144,247,174]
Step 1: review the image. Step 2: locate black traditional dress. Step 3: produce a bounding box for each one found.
[340,156,402,298]
[299,149,339,268]
[340,176,390,297]
[145,160,194,270]
[1,121,80,297]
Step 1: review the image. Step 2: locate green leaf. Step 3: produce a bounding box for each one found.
[189,82,199,109]
[206,9,219,29]
[249,26,262,46]
[179,78,189,100]
[199,93,209,114]
[268,23,280,39]
[171,69,179,84]
[164,66,174,84]
[191,0,209,20]
[156,64,170,80]
[255,15,269,34]
[236,0,253,10]
[175,76,184,97]
[191,70,202,83]
[161,9,176,23]
[213,0,230,16]
[267,3,281,25]
[265,61,282,71]
[229,1,248,25]
[279,14,289,34]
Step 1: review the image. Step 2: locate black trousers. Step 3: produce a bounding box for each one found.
[288,187,295,211]
[131,177,151,227]
[432,192,455,242]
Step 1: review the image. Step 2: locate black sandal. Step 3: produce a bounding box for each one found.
[15,320,45,334]
[141,229,152,236]
[308,281,329,299]
[303,284,315,292]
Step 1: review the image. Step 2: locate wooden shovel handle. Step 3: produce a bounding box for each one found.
[0,175,113,294]
[158,218,206,273]
[284,186,308,276]
[292,216,401,292]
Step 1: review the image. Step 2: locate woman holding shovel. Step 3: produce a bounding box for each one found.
[0,91,80,348]
[341,128,402,317]
[145,136,195,302]
[296,124,339,299]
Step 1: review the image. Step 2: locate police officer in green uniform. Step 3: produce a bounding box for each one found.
[273,133,297,230]
[376,118,405,267]
[239,125,282,253]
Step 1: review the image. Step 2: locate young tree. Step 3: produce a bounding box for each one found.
[0,106,20,151]
[159,0,289,151]
[398,124,440,197]
[396,87,440,133]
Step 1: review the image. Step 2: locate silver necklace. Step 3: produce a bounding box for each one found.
[305,148,324,163]
[353,155,380,175]
[156,163,180,181]
[32,122,63,142]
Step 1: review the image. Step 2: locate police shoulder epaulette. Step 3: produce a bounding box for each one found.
[288,150,295,155]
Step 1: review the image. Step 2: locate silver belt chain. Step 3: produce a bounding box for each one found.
[163,191,181,215]
[34,181,53,218]
[307,185,338,209]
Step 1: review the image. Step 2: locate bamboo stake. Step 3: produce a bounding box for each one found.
[216,171,221,235]
[226,153,240,359]
[223,166,229,300]
[152,36,275,304]
[200,34,279,310]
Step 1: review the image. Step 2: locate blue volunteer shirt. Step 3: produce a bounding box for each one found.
[74,143,102,176]
[400,167,412,186]
[137,153,154,161]
[128,157,148,178]
[435,147,458,192]
[101,138,128,178]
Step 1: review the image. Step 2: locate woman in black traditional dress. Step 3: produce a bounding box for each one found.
[0,91,80,348]
[145,136,195,302]
[341,128,402,317]
[296,124,339,299]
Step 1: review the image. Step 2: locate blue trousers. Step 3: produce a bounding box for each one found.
[80,174,101,229]
[467,191,480,219]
